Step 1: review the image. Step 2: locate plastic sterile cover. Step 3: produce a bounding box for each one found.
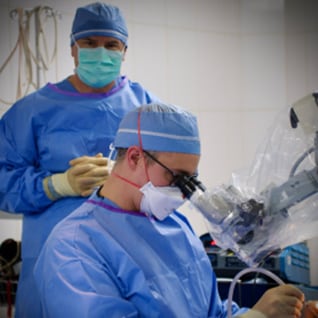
[194,92,318,267]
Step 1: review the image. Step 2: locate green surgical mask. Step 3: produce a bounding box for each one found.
[76,47,123,88]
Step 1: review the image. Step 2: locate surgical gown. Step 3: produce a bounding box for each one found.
[34,191,247,318]
[0,76,159,318]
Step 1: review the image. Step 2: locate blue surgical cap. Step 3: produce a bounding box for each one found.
[70,2,128,46]
[114,103,201,155]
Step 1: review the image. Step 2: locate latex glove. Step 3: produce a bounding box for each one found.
[43,153,110,200]
[69,153,115,176]
[303,301,318,318]
[235,309,266,318]
[251,284,305,318]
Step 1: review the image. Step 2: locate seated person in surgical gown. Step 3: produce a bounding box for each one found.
[34,103,306,318]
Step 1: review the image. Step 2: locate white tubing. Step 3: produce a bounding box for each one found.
[227,267,285,318]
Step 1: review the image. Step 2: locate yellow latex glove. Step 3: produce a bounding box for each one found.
[43,153,110,200]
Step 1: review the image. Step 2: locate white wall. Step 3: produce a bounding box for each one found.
[0,0,317,285]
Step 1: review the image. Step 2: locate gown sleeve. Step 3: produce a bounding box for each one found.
[37,258,140,318]
[0,97,52,214]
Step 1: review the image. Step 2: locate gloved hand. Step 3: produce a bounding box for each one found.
[235,309,266,318]
[250,284,304,318]
[43,153,112,200]
[303,301,318,318]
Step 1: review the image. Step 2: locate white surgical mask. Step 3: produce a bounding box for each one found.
[140,182,185,220]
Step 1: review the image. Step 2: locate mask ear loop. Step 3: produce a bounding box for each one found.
[137,110,151,181]
[71,34,81,77]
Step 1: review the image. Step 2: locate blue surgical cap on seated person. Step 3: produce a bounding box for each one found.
[70,2,128,46]
[113,103,201,155]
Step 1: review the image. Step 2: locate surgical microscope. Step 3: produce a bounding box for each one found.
[174,92,318,268]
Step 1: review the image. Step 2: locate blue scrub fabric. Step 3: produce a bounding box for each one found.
[0,76,159,318]
[34,191,247,318]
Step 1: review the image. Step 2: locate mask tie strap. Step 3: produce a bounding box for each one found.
[112,172,141,189]
[111,111,150,190]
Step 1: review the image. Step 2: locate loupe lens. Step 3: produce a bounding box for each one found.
[174,175,205,198]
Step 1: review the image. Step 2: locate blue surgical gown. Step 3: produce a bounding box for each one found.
[34,191,247,318]
[0,76,159,318]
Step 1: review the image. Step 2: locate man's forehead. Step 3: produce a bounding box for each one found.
[78,36,122,43]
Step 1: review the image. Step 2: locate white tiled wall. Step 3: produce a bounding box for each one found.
[0,0,317,285]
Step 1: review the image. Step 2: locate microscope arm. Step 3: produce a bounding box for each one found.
[263,167,318,218]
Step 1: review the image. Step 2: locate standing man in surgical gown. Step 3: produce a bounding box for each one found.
[0,2,160,317]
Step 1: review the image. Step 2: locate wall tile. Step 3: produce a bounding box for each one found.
[241,34,285,111]
[166,28,198,108]
[0,217,22,242]
[167,0,198,30]
[307,33,318,93]
[285,0,309,33]
[124,24,168,99]
[241,0,284,34]
[196,110,245,188]
[131,0,167,25]
[285,34,309,102]
[195,0,240,33]
[194,32,242,112]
